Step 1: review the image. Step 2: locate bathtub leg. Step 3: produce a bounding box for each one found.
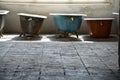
[0,31,3,37]
[55,29,62,38]
[65,32,69,37]
[75,32,79,38]
[19,33,23,37]
[60,32,68,38]
[55,29,60,38]
[19,33,26,37]
[57,32,69,38]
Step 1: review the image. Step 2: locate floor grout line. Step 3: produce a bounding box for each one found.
[38,43,45,80]
[59,47,66,76]
[71,42,94,80]
[0,35,119,80]
[93,49,120,80]
[0,42,13,61]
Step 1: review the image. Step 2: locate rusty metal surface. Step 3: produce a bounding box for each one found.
[86,20,113,38]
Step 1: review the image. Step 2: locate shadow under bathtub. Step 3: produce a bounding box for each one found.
[46,35,81,42]
[12,36,42,41]
[10,35,118,42]
[81,35,118,42]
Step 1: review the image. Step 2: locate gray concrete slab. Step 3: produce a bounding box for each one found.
[0,35,119,80]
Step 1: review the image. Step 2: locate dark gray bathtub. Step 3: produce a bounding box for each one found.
[0,10,9,37]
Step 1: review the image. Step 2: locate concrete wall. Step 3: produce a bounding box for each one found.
[0,0,119,34]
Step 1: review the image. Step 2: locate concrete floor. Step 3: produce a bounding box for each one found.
[0,35,120,80]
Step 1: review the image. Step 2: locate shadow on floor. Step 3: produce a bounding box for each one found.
[82,35,118,42]
[6,35,118,42]
[11,36,42,41]
[47,35,81,42]
[47,35,118,42]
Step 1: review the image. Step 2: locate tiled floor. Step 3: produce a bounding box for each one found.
[0,35,120,80]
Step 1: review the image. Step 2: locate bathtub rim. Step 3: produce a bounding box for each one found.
[84,18,115,20]
[0,10,9,15]
[49,13,87,16]
[112,12,119,16]
[17,13,47,19]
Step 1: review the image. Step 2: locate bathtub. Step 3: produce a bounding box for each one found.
[0,10,9,37]
[18,13,47,37]
[50,13,87,38]
[84,18,114,38]
[113,12,119,68]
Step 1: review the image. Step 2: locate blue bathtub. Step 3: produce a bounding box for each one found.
[50,13,87,38]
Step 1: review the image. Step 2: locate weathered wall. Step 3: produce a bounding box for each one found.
[0,0,119,34]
